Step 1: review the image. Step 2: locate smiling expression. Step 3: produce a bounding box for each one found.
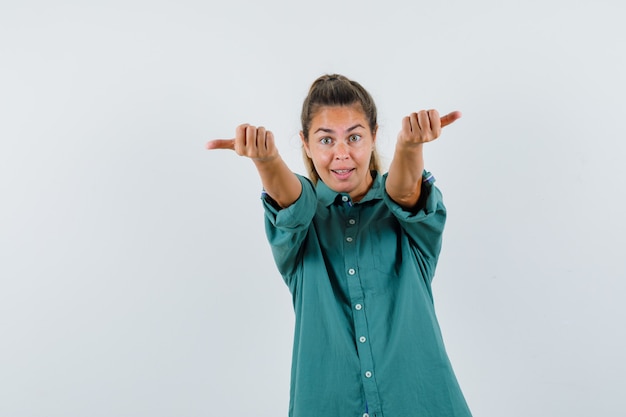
[301,105,377,202]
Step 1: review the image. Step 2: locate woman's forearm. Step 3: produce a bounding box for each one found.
[254,156,302,208]
[386,142,424,209]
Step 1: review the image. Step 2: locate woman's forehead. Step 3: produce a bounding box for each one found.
[310,105,369,132]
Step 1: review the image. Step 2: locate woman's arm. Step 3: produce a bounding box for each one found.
[385,110,461,209]
[207,124,302,208]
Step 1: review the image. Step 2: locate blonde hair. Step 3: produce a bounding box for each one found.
[300,74,382,184]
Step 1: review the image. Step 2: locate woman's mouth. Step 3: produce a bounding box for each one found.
[331,168,355,180]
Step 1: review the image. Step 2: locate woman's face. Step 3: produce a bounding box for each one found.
[301,104,377,202]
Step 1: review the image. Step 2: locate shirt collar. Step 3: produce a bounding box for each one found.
[316,171,384,207]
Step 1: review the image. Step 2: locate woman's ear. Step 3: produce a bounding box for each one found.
[372,125,378,146]
[300,131,312,158]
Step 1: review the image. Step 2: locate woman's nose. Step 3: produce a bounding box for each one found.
[334,142,349,160]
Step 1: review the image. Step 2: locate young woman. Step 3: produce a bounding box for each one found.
[207,74,472,417]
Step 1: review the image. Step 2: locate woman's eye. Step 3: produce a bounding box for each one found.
[320,137,332,145]
[349,134,361,142]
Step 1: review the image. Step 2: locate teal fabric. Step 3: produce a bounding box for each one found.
[263,171,472,417]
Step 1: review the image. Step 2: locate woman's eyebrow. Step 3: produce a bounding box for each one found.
[347,124,365,132]
[314,124,365,134]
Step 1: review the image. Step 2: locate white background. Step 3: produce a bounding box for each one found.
[1,1,625,416]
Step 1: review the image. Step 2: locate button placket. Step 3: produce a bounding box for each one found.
[342,207,382,415]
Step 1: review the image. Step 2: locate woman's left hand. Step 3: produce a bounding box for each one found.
[397,110,462,146]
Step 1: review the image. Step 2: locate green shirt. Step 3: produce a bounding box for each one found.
[263,171,472,417]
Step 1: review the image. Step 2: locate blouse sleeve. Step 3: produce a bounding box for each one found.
[381,171,447,281]
[262,174,317,280]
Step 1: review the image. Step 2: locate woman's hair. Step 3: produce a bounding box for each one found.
[300,74,381,184]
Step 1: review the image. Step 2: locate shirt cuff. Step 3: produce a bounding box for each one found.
[262,174,317,230]
[382,170,444,222]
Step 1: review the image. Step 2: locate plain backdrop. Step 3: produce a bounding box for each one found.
[1,0,625,416]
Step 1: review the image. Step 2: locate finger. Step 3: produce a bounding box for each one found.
[440,111,462,128]
[399,115,413,139]
[264,130,275,153]
[206,139,235,150]
[246,125,257,155]
[428,109,440,126]
[409,112,420,132]
[417,110,431,132]
[256,126,266,150]
[233,124,250,154]
[401,115,411,134]
[428,109,441,137]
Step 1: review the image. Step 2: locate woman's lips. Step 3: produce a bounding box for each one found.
[331,168,355,180]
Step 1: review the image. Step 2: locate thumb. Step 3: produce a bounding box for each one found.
[206,139,235,150]
[440,111,462,128]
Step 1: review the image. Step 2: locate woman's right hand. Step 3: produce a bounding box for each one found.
[206,124,279,162]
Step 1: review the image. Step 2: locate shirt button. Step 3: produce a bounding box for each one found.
[355,304,362,311]
[346,237,353,242]
[348,268,356,275]
[359,336,366,343]
[348,219,356,225]
[341,195,349,202]
[365,371,372,378]
[363,414,370,417]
